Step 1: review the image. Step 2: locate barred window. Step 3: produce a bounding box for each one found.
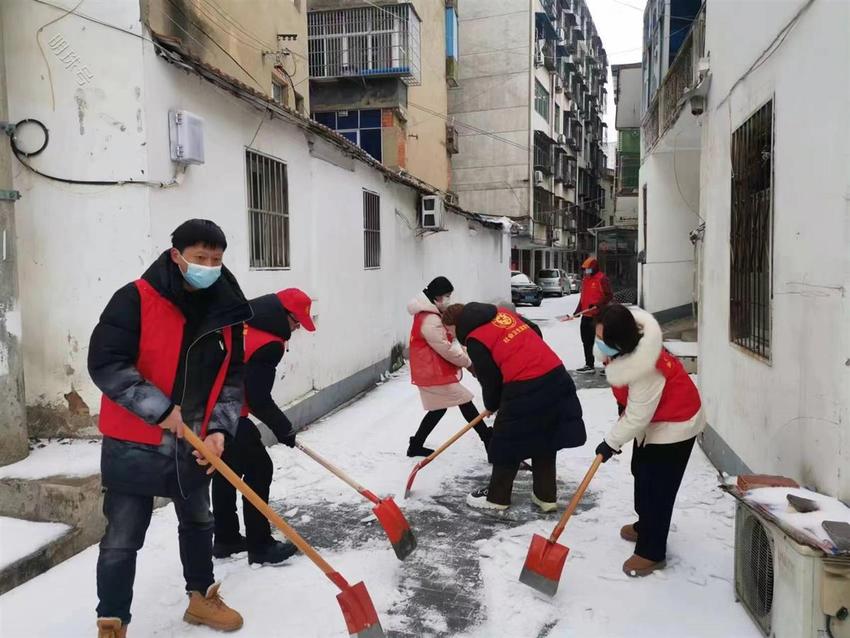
[730,100,774,359]
[363,190,380,269]
[247,149,289,269]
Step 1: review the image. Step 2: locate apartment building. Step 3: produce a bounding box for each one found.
[307,0,458,191]
[449,0,609,278]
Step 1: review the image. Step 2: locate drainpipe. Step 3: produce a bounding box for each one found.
[0,6,28,465]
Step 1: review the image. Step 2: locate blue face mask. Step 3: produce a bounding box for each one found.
[596,338,620,357]
[179,253,222,290]
[585,268,593,275]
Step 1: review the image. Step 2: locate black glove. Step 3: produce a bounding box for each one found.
[279,431,296,448]
[595,440,620,462]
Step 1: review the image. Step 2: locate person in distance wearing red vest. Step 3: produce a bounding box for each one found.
[211,289,314,566]
[88,220,249,637]
[562,257,613,374]
[593,304,705,577]
[406,277,492,456]
[441,303,586,512]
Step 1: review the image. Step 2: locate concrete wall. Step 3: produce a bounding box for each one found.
[3,0,508,435]
[698,0,850,499]
[0,6,28,464]
[613,64,641,129]
[638,146,699,315]
[144,0,310,112]
[405,0,451,191]
[448,0,532,217]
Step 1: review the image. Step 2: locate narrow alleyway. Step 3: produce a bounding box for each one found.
[0,296,760,637]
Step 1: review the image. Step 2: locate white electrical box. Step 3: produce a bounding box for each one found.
[169,110,205,165]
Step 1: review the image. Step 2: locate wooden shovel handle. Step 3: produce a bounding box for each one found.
[296,442,371,500]
[182,428,339,580]
[550,454,603,543]
[422,412,487,466]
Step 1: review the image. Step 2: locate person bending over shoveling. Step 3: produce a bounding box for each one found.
[212,289,315,566]
[593,304,705,577]
[441,303,586,512]
[406,277,492,457]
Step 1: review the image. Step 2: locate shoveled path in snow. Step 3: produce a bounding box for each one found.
[0,296,760,637]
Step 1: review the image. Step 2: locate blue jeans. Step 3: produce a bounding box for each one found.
[95,487,215,624]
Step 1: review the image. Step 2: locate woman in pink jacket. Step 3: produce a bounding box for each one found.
[406,277,492,456]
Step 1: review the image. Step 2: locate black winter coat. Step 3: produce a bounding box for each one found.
[88,251,251,497]
[242,293,295,442]
[457,303,586,465]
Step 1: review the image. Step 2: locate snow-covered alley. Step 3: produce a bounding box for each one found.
[0,296,760,638]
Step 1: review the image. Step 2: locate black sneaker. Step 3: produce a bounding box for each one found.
[406,437,435,457]
[576,365,596,374]
[248,540,298,566]
[212,535,247,558]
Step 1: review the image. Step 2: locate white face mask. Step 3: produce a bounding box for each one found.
[435,296,451,311]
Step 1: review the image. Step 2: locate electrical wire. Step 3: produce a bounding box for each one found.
[715,0,817,110]
[34,0,84,111]
[5,118,181,187]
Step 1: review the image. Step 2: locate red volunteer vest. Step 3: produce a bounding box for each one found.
[611,350,701,422]
[467,308,562,382]
[409,312,461,387]
[579,271,609,317]
[98,279,233,445]
[240,325,287,417]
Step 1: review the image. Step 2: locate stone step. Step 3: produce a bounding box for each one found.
[0,518,80,595]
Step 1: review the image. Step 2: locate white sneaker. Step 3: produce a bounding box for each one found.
[466,488,509,511]
[532,493,558,513]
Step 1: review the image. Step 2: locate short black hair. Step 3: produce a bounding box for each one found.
[171,219,228,251]
[596,304,641,355]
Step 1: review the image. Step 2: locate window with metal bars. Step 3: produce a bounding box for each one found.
[730,100,773,360]
[534,80,550,121]
[247,150,290,269]
[363,190,381,269]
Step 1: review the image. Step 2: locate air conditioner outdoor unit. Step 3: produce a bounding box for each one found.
[555,76,563,92]
[734,500,850,638]
[420,195,444,229]
[558,133,567,145]
[534,170,545,186]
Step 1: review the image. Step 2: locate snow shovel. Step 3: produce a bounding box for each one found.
[183,428,385,638]
[404,412,487,499]
[519,454,603,597]
[558,307,597,322]
[296,441,416,561]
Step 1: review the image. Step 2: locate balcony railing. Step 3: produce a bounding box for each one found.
[534,143,554,175]
[308,3,422,86]
[617,152,640,195]
[641,3,705,150]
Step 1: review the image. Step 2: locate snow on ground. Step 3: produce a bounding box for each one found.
[0,439,101,480]
[664,340,699,358]
[0,296,760,637]
[0,517,71,570]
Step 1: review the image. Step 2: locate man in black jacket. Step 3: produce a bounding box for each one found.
[212,289,315,565]
[88,220,250,638]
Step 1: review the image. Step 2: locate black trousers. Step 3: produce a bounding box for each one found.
[580,316,596,367]
[631,437,696,562]
[412,401,488,445]
[211,418,274,551]
[96,486,214,624]
[487,452,556,505]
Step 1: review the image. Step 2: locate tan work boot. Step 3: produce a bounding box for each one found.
[622,554,666,577]
[620,523,638,542]
[97,617,127,638]
[183,582,244,632]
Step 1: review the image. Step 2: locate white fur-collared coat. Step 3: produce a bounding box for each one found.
[601,308,705,449]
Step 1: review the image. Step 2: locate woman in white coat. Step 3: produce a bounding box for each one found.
[593,304,705,577]
[406,277,492,457]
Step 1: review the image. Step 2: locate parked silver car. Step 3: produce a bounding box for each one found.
[537,269,568,297]
[565,272,580,294]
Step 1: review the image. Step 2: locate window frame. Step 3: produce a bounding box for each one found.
[363,189,381,269]
[246,148,291,270]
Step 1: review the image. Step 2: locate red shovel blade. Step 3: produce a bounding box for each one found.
[372,498,417,560]
[518,533,570,597]
[403,462,423,499]
[336,580,385,638]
